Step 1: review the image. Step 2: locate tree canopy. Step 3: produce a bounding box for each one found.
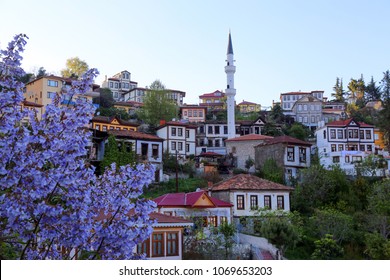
[61,56,89,79]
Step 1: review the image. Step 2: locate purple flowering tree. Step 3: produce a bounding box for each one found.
[0,34,156,259]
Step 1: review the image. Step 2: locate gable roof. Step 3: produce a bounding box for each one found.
[92,116,139,127]
[210,174,294,192]
[225,134,273,142]
[150,212,193,227]
[199,90,225,99]
[238,100,258,106]
[154,191,232,208]
[156,121,198,130]
[326,118,374,128]
[258,135,312,147]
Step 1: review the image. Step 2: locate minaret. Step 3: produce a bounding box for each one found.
[225,31,236,139]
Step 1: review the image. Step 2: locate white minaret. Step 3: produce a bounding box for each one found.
[225,31,236,139]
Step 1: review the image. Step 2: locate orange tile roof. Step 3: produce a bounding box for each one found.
[108,130,163,141]
[225,134,273,142]
[210,174,293,192]
[326,118,374,128]
[259,135,312,146]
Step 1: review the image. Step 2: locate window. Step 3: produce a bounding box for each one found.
[352,156,362,163]
[360,145,365,151]
[185,130,190,138]
[215,139,220,147]
[152,233,164,257]
[152,144,159,158]
[323,130,327,139]
[171,128,176,136]
[209,216,218,227]
[331,144,336,152]
[199,126,205,134]
[208,126,213,134]
[338,144,344,151]
[183,110,188,117]
[47,92,56,99]
[360,130,365,139]
[171,142,176,150]
[137,238,150,257]
[178,142,183,151]
[199,110,203,117]
[188,110,192,117]
[299,148,306,163]
[337,129,343,139]
[186,144,190,152]
[345,156,350,163]
[224,126,228,134]
[264,195,271,209]
[178,128,183,137]
[366,130,372,139]
[236,195,245,210]
[102,125,107,132]
[215,126,220,134]
[47,80,58,87]
[367,145,372,152]
[110,126,114,130]
[250,195,258,210]
[333,156,340,163]
[330,129,336,139]
[287,147,294,161]
[193,110,198,117]
[95,124,100,130]
[277,196,284,210]
[166,232,178,256]
[220,216,228,224]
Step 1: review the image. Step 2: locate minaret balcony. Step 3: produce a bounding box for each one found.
[224,65,236,73]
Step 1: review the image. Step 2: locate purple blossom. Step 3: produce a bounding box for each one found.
[0,34,156,259]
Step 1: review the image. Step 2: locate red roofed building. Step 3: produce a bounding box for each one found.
[209,174,294,217]
[316,118,380,175]
[237,100,261,113]
[199,90,226,111]
[154,190,233,227]
[254,135,312,185]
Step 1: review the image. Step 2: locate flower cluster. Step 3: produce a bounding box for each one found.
[0,34,156,259]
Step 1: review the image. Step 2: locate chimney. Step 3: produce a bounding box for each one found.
[159,120,166,126]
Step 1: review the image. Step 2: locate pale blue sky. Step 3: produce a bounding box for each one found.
[1,0,389,108]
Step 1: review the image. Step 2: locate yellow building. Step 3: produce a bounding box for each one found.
[237,100,261,113]
[198,90,226,110]
[91,116,139,132]
[374,128,386,150]
[24,75,99,113]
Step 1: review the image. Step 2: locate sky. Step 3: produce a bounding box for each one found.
[1,0,390,109]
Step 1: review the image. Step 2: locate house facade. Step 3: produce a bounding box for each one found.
[156,121,197,160]
[316,118,375,174]
[209,174,294,218]
[91,116,139,132]
[292,95,323,130]
[254,136,312,184]
[154,190,233,227]
[136,212,193,260]
[101,70,138,101]
[113,101,143,115]
[198,90,226,111]
[108,130,164,182]
[225,134,273,171]
[179,105,207,123]
[123,87,186,106]
[237,100,261,113]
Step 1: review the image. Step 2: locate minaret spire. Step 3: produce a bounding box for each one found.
[225,31,236,139]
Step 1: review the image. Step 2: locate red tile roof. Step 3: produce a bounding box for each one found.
[108,130,163,141]
[238,100,257,106]
[258,135,312,147]
[210,174,294,192]
[225,134,273,142]
[150,212,193,225]
[199,90,225,98]
[326,118,374,128]
[154,191,232,208]
[23,100,43,107]
[156,121,198,129]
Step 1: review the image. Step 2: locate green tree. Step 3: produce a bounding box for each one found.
[364,232,390,259]
[365,76,381,101]
[255,210,300,258]
[138,80,178,130]
[380,70,390,100]
[245,156,254,172]
[331,77,346,102]
[311,234,344,260]
[287,122,310,141]
[97,107,131,120]
[94,88,114,108]
[258,158,284,184]
[219,222,235,259]
[100,135,136,172]
[61,57,89,79]
[36,66,47,78]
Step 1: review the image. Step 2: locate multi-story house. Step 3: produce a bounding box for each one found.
[123,87,186,106]
[254,135,312,184]
[280,90,324,119]
[322,101,346,123]
[108,129,164,182]
[196,121,240,156]
[24,75,99,113]
[179,104,207,123]
[21,100,44,122]
[209,174,294,219]
[101,70,138,101]
[316,118,375,174]
[198,90,226,111]
[237,116,267,135]
[156,121,197,160]
[292,95,323,130]
[237,100,261,113]
[91,116,139,132]
[225,134,273,170]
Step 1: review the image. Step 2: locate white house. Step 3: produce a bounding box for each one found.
[209,174,294,218]
[101,70,138,101]
[123,87,186,106]
[316,118,375,175]
[156,121,197,160]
